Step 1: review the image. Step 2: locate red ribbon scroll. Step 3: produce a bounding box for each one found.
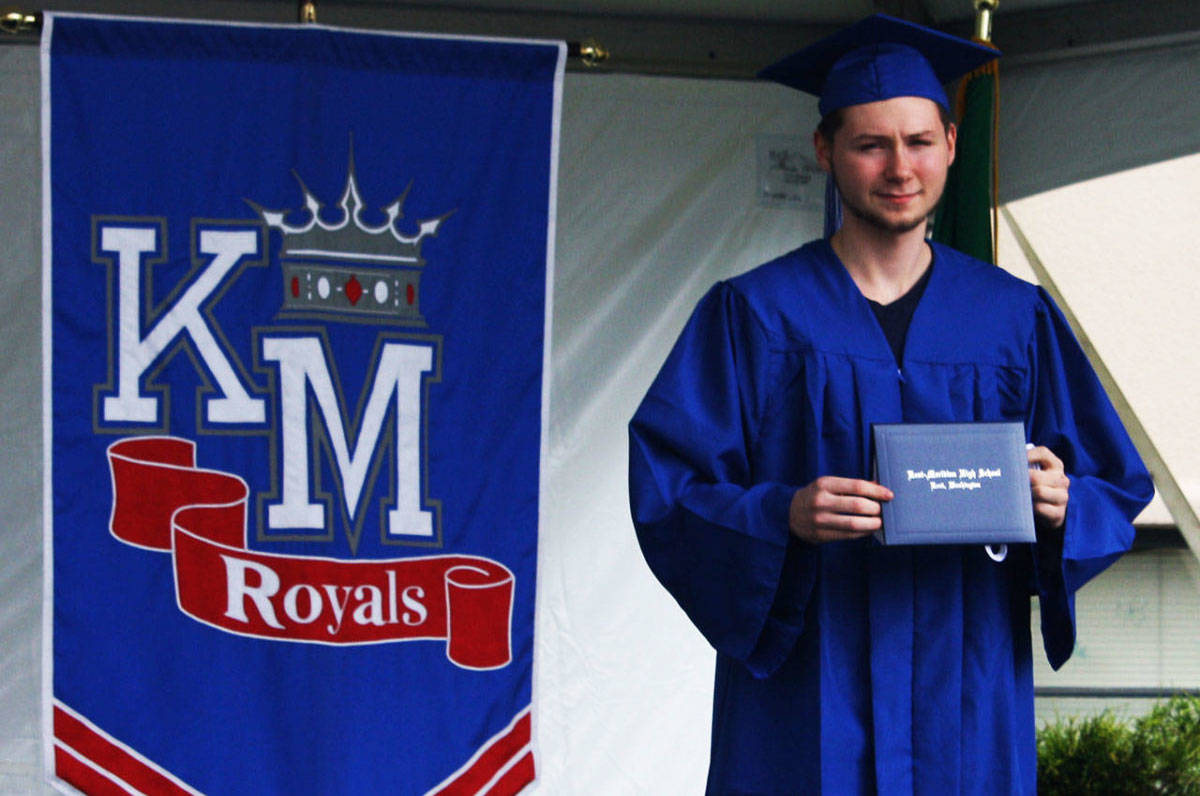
[106,436,514,670]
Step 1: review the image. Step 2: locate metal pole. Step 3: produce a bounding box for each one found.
[974,0,998,43]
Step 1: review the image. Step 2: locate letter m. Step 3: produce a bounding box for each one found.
[261,335,440,542]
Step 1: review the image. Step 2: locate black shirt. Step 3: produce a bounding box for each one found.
[866,261,933,366]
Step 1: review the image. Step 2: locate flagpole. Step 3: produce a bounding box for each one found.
[976,0,1001,265]
[974,0,998,43]
[931,2,1000,264]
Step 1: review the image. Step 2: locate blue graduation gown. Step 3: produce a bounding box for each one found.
[628,240,1152,795]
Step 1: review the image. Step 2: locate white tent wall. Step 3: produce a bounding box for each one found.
[998,38,1200,201]
[1004,153,1200,724]
[2,21,1199,793]
[538,73,823,792]
[0,42,45,796]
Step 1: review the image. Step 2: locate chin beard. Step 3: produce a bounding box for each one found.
[831,169,942,235]
[842,199,931,234]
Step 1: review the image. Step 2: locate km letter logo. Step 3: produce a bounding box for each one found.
[91,211,443,550]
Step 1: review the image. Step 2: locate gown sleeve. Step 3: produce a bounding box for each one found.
[1028,287,1154,669]
[628,282,816,678]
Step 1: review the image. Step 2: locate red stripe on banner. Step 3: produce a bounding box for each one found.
[54,705,196,795]
[429,709,532,795]
[485,750,536,796]
[54,745,133,796]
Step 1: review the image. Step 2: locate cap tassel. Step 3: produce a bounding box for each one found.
[823,174,843,239]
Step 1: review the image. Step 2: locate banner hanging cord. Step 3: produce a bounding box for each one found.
[1,7,609,66]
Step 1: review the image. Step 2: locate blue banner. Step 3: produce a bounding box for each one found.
[44,14,562,795]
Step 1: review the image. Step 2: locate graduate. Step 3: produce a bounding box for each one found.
[627,14,1153,794]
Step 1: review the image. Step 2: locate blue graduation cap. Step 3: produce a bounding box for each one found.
[759,14,999,117]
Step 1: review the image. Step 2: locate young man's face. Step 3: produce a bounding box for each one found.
[814,96,957,235]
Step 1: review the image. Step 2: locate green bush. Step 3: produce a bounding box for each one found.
[1037,710,1145,794]
[1038,695,1200,795]
[1132,696,1200,794]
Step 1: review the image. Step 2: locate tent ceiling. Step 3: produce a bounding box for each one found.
[305,0,1200,77]
[7,0,1196,197]
[389,0,1159,27]
[7,1,1199,77]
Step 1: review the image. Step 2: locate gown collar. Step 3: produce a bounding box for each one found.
[816,237,946,368]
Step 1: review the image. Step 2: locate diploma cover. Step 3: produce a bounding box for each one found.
[871,422,1037,545]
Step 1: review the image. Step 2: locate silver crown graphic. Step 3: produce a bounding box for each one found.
[248,146,453,324]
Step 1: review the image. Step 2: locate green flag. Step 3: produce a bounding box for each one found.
[933,53,998,264]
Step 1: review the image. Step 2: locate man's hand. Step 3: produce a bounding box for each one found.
[789,476,893,544]
[1028,446,1070,530]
